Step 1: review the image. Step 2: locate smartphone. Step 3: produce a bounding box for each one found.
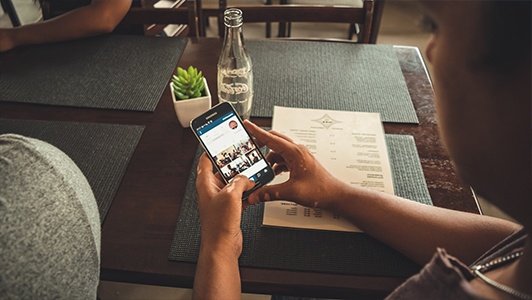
[191,102,275,198]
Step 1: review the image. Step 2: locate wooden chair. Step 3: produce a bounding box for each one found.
[198,0,382,43]
[195,0,219,37]
[269,0,384,42]
[368,0,384,43]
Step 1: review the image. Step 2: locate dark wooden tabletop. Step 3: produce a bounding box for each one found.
[0,37,478,299]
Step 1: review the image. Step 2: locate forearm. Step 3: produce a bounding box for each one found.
[193,243,242,299]
[244,122,522,267]
[8,0,131,48]
[193,167,254,299]
[328,184,521,266]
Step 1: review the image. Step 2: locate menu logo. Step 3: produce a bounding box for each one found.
[311,114,341,129]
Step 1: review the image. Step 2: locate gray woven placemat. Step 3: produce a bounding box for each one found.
[0,119,144,223]
[246,41,418,124]
[169,134,431,277]
[0,35,187,111]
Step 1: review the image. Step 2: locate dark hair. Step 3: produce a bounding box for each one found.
[478,1,531,71]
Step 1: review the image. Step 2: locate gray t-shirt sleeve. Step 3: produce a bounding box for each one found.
[0,134,100,299]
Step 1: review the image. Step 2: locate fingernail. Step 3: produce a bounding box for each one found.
[264,193,271,201]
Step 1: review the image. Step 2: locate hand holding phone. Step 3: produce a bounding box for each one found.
[243,120,349,211]
[191,102,275,199]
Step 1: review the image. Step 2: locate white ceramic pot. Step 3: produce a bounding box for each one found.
[171,78,212,128]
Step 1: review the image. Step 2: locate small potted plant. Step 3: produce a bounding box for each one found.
[170,66,211,128]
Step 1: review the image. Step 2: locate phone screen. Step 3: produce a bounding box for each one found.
[192,103,274,196]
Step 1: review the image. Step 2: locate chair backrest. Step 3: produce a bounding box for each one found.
[198,0,381,43]
[122,0,198,37]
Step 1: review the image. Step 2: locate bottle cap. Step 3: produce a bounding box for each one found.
[224,8,243,28]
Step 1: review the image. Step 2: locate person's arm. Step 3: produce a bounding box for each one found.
[0,0,132,52]
[245,121,522,266]
[193,154,255,299]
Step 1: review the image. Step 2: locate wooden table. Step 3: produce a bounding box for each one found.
[0,38,478,299]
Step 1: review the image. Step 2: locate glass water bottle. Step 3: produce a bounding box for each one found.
[217,8,253,120]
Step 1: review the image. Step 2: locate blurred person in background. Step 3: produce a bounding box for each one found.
[0,0,133,52]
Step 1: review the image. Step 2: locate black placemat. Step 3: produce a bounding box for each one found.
[246,41,418,124]
[0,35,188,111]
[0,119,144,223]
[169,134,432,277]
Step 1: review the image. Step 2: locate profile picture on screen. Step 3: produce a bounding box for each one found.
[229,120,238,129]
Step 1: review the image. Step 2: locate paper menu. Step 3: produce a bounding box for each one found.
[262,188,361,232]
[262,106,394,232]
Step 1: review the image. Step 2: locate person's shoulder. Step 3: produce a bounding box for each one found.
[0,133,67,167]
[385,248,485,300]
[0,134,50,162]
[471,227,527,267]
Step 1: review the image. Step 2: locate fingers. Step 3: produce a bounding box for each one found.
[243,121,296,156]
[265,151,289,175]
[197,154,215,183]
[268,130,295,143]
[225,174,255,195]
[252,136,266,149]
[197,153,212,171]
[197,154,225,199]
[198,154,224,186]
[242,200,250,212]
[214,170,223,182]
[266,150,285,165]
[248,182,292,204]
[272,164,289,175]
[244,122,286,149]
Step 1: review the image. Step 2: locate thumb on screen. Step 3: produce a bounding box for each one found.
[228,175,255,194]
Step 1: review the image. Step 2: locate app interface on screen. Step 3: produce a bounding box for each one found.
[197,112,269,182]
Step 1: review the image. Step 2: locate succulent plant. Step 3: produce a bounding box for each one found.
[172,66,206,100]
